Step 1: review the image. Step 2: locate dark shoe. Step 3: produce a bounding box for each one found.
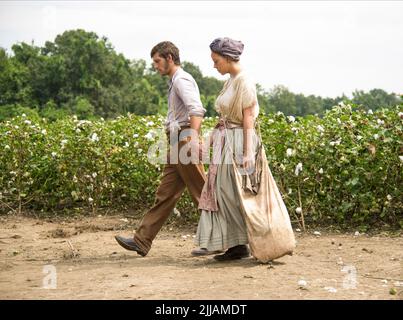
[191,247,223,256]
[213,245,250,261]
[114,235,147,257]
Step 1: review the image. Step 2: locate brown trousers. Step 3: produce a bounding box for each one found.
[133,140,206,254]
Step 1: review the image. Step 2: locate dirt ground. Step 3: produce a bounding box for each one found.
[0,214,401,300]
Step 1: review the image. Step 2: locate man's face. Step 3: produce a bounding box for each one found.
[152,53,170,76]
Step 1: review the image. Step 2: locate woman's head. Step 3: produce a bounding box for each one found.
[209,37,244,75]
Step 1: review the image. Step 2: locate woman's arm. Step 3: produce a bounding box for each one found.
[242,104,255,172]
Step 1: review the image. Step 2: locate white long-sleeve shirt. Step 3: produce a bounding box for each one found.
[166,68,206,132]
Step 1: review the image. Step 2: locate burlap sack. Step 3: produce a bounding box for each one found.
[233,146,296,263]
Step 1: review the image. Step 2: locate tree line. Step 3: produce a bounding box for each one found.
[0,29,400,121]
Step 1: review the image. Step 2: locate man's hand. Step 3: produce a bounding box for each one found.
[188,115,204,163]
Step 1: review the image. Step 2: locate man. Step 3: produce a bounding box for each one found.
[115,41,220,257]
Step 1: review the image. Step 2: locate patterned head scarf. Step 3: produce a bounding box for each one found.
[209,37,244,61]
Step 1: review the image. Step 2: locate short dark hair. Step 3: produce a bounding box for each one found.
[150,41,181,65]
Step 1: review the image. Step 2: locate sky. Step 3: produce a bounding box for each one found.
[0,0,402,98]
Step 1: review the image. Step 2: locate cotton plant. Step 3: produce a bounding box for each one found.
[0,105,401,229]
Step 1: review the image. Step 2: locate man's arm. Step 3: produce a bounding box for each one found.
[175,77,206,131]
[175,78,205,162]
[190,115,203,135]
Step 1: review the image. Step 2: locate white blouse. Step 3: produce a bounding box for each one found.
[215,72,260,122]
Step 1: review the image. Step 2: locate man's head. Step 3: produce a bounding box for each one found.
[150,41,180,76]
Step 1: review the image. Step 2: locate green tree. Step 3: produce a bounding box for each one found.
[69,96,95,119]
[129,78,163,115]
[268,85,297,115]
[1,29,401,122]
[352,89,400,111]
[0,47,34,107]
[256,84,274,115]
[182,61,203,85]
[295,94,322,116]
[0,104,40,122]
[41,100,71,121]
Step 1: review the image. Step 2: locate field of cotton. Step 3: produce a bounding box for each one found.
[0,103,401,230]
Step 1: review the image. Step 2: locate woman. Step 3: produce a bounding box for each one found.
[195,37,260,261]
[195,37,296,262]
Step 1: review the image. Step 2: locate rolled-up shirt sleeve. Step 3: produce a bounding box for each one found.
[175,77,206,117]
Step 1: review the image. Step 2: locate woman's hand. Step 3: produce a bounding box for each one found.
[242,153,255,174]
[198,140,209,162]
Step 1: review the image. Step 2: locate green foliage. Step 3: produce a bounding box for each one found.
[267,85,297,116]
[41,100,71,122]
[0,104,40,122]
[1,30,401,122]
[66,96,95,119]
[259,103,402,229]
[0,30,166,119]
[352,89,400,111]
[183,61,223,117]
[0,105,401,230]
[0,113,165,214]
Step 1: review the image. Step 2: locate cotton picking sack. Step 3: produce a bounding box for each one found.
[233,145,296,263]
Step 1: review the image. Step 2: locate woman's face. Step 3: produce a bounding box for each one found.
[211,51,229,75]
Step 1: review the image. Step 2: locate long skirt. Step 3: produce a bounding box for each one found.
[195,127,260,251]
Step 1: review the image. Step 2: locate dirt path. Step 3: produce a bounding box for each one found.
[0,215,401,300]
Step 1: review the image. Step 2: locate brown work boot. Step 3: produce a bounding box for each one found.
[114,235,147,257]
